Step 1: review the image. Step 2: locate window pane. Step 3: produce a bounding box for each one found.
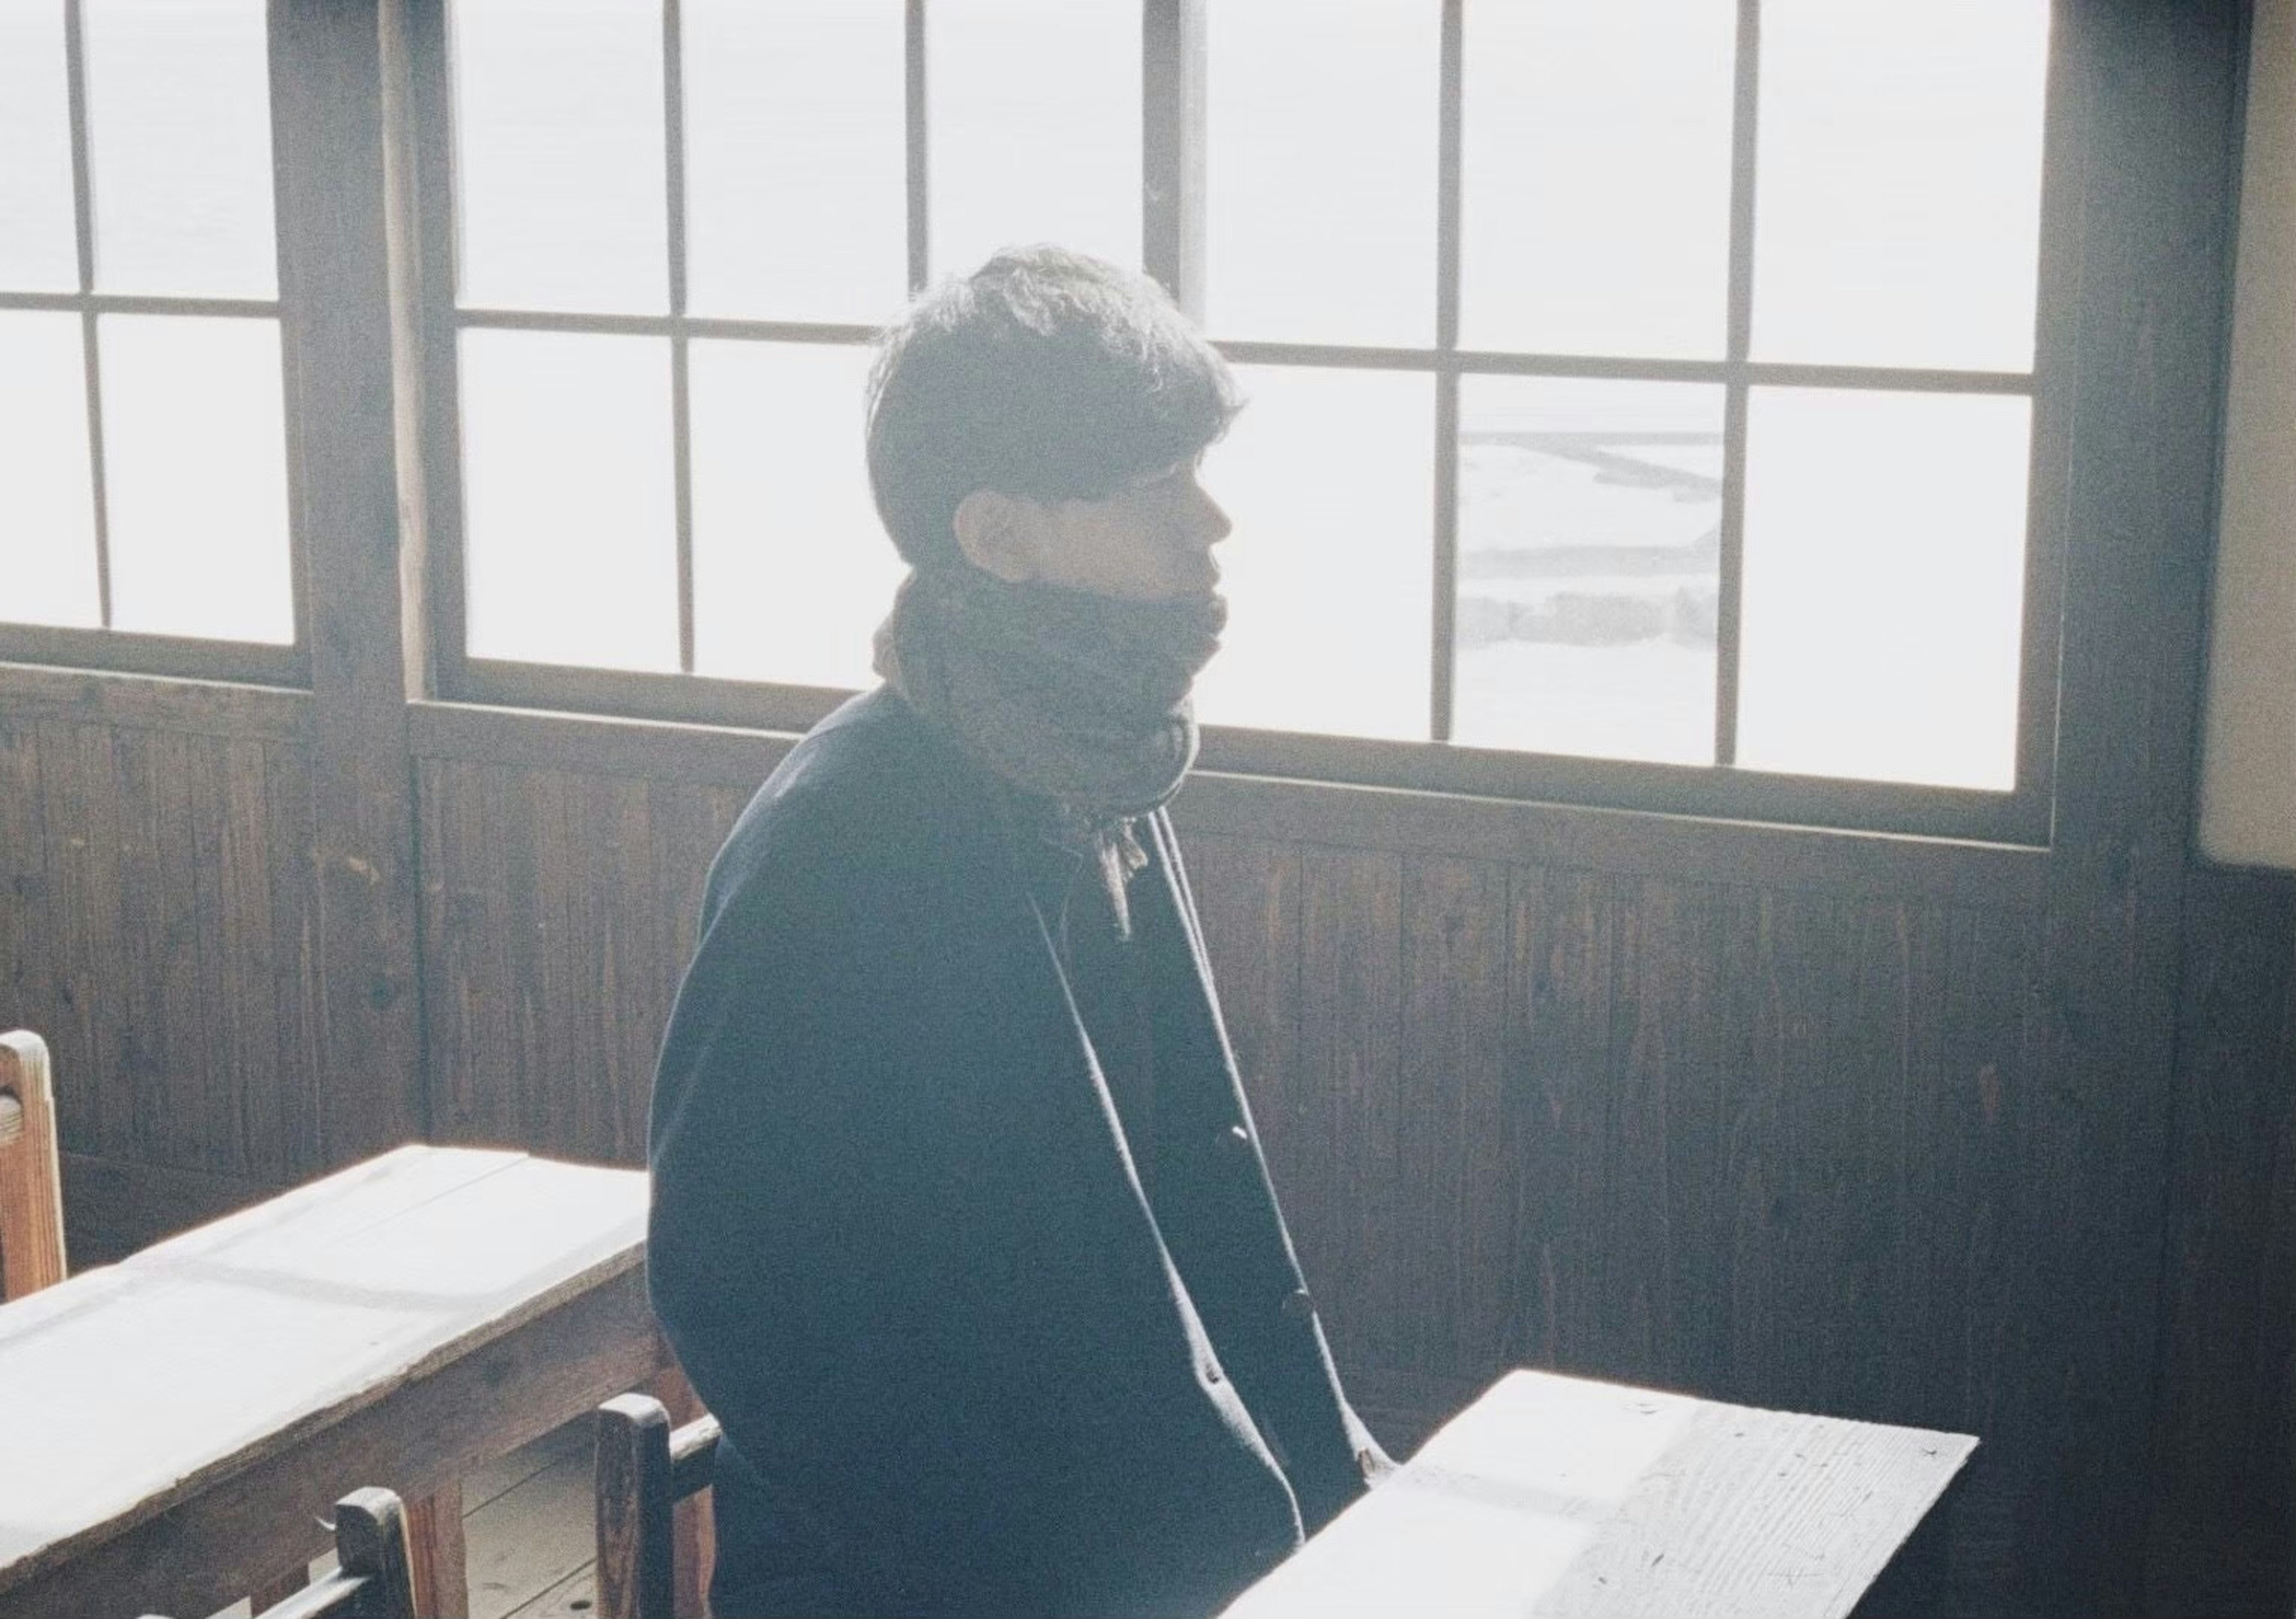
[100,314,292,643]
[1461,1,1735,359]
[928,0,1140,279]
[1205,0,1438,346]
[691,340,902,689]
[0,313,99,627]
[459,329,678,671]
[1195,366,1434,741]
[1752,0,2050,371]
[451,0,667,314]
[0,0,78,291]
[84,0,276,298]
[1738,388,2031,789]
[685,0,908,324]
[1454,377,1722,765]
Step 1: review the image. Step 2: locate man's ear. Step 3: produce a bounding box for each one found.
[952,489,1038,583]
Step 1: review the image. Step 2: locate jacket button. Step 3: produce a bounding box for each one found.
[1281,1287,1315,1322]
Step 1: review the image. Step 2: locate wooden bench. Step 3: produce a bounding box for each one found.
[0,1143,670,1619]
[1222,1368,1976,1618]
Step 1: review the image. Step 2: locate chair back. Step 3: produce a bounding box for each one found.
[0,1030,66,1297]
[596,1392,722,1619]
[139,1487,419,1619]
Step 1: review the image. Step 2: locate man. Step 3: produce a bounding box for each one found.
[648,246,1388,1619]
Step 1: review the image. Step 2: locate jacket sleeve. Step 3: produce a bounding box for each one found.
[647,805,1303,1617]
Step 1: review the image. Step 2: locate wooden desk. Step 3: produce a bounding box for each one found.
[1225,1370,1976,1619]
[0,1145,667,1619]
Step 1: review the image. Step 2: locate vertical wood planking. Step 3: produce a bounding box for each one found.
[106,727,173,1169]
[1507,865,1620,1374]
[0,719,47,1069]
[416,760,751,1163]
[36,724,124,1160]
[1294,846,1403,1373]
[2020,2,2242,1609]
[0,719,320,1186]
[261,736,322,1184]
[417,757,499,1147]
[1395,853,1513,1379]
[1180,832,1303,1190]
[2142,866,2296,1617]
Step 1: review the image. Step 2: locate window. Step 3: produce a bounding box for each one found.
[0,0,2054,839]
[0,0,303,683]
[416,0,2062,841]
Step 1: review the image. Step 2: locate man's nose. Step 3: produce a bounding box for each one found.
[1192,481,1234,548]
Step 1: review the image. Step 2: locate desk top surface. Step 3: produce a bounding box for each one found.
[0,1144,648,1587]
[1225,1368,1976,1619]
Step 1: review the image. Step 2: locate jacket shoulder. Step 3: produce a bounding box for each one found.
[701,687,1005,925]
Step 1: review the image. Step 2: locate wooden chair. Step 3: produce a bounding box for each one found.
[0,1030,68,1299]
[596,1392,722,1619]
[139,1486,420,1619]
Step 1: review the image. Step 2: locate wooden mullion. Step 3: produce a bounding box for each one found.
[265,0,312,665]
[1142,0,1206,317]
[454,307,878,344]
[1430,0,1463,744]
[62,0,109,630]
[408,0,472,703]
[662,0,695,674]
[1714,0,1762,768]
[0,292,280,317]
[905,0,928,292]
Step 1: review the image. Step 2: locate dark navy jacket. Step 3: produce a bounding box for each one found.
[647,688,1380,1618]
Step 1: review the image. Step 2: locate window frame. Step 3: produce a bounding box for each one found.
[0,0,313,689]
[407,0,2072,844]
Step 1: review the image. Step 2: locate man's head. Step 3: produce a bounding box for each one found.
[866,246,1240,603]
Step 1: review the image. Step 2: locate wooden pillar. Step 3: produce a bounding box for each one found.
[268,5,462,1603]
[266,0,429,1174]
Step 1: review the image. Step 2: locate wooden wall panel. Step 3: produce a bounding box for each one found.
[1184,841,2056,1611]
[1293,847,1405,1375]
[416,758,744,1165]
[0,711,320,1189]
[1394,854,1515,1383]
[2143,865,2296,1617]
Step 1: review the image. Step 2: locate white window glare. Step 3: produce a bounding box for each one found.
[1205,0,1439,346]
[1752,0,2051,370]
[1737,389,2032,790]
[451,0,668,314]
[99,314,294,644]
[1194,366,1436,742]
[684,0,908,324]
[0,313,101,628]
[690,340,902,691]
[459,329,680,672]
[0,0,79,292]
[83,0,277,298]
[928,0,1141,279]
[1462,0,1737,360]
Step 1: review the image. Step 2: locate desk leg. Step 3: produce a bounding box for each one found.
[408,1481,469,1618]
[652,1365,716,1618]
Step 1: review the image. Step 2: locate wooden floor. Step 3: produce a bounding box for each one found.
[206,1416,599,1619]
